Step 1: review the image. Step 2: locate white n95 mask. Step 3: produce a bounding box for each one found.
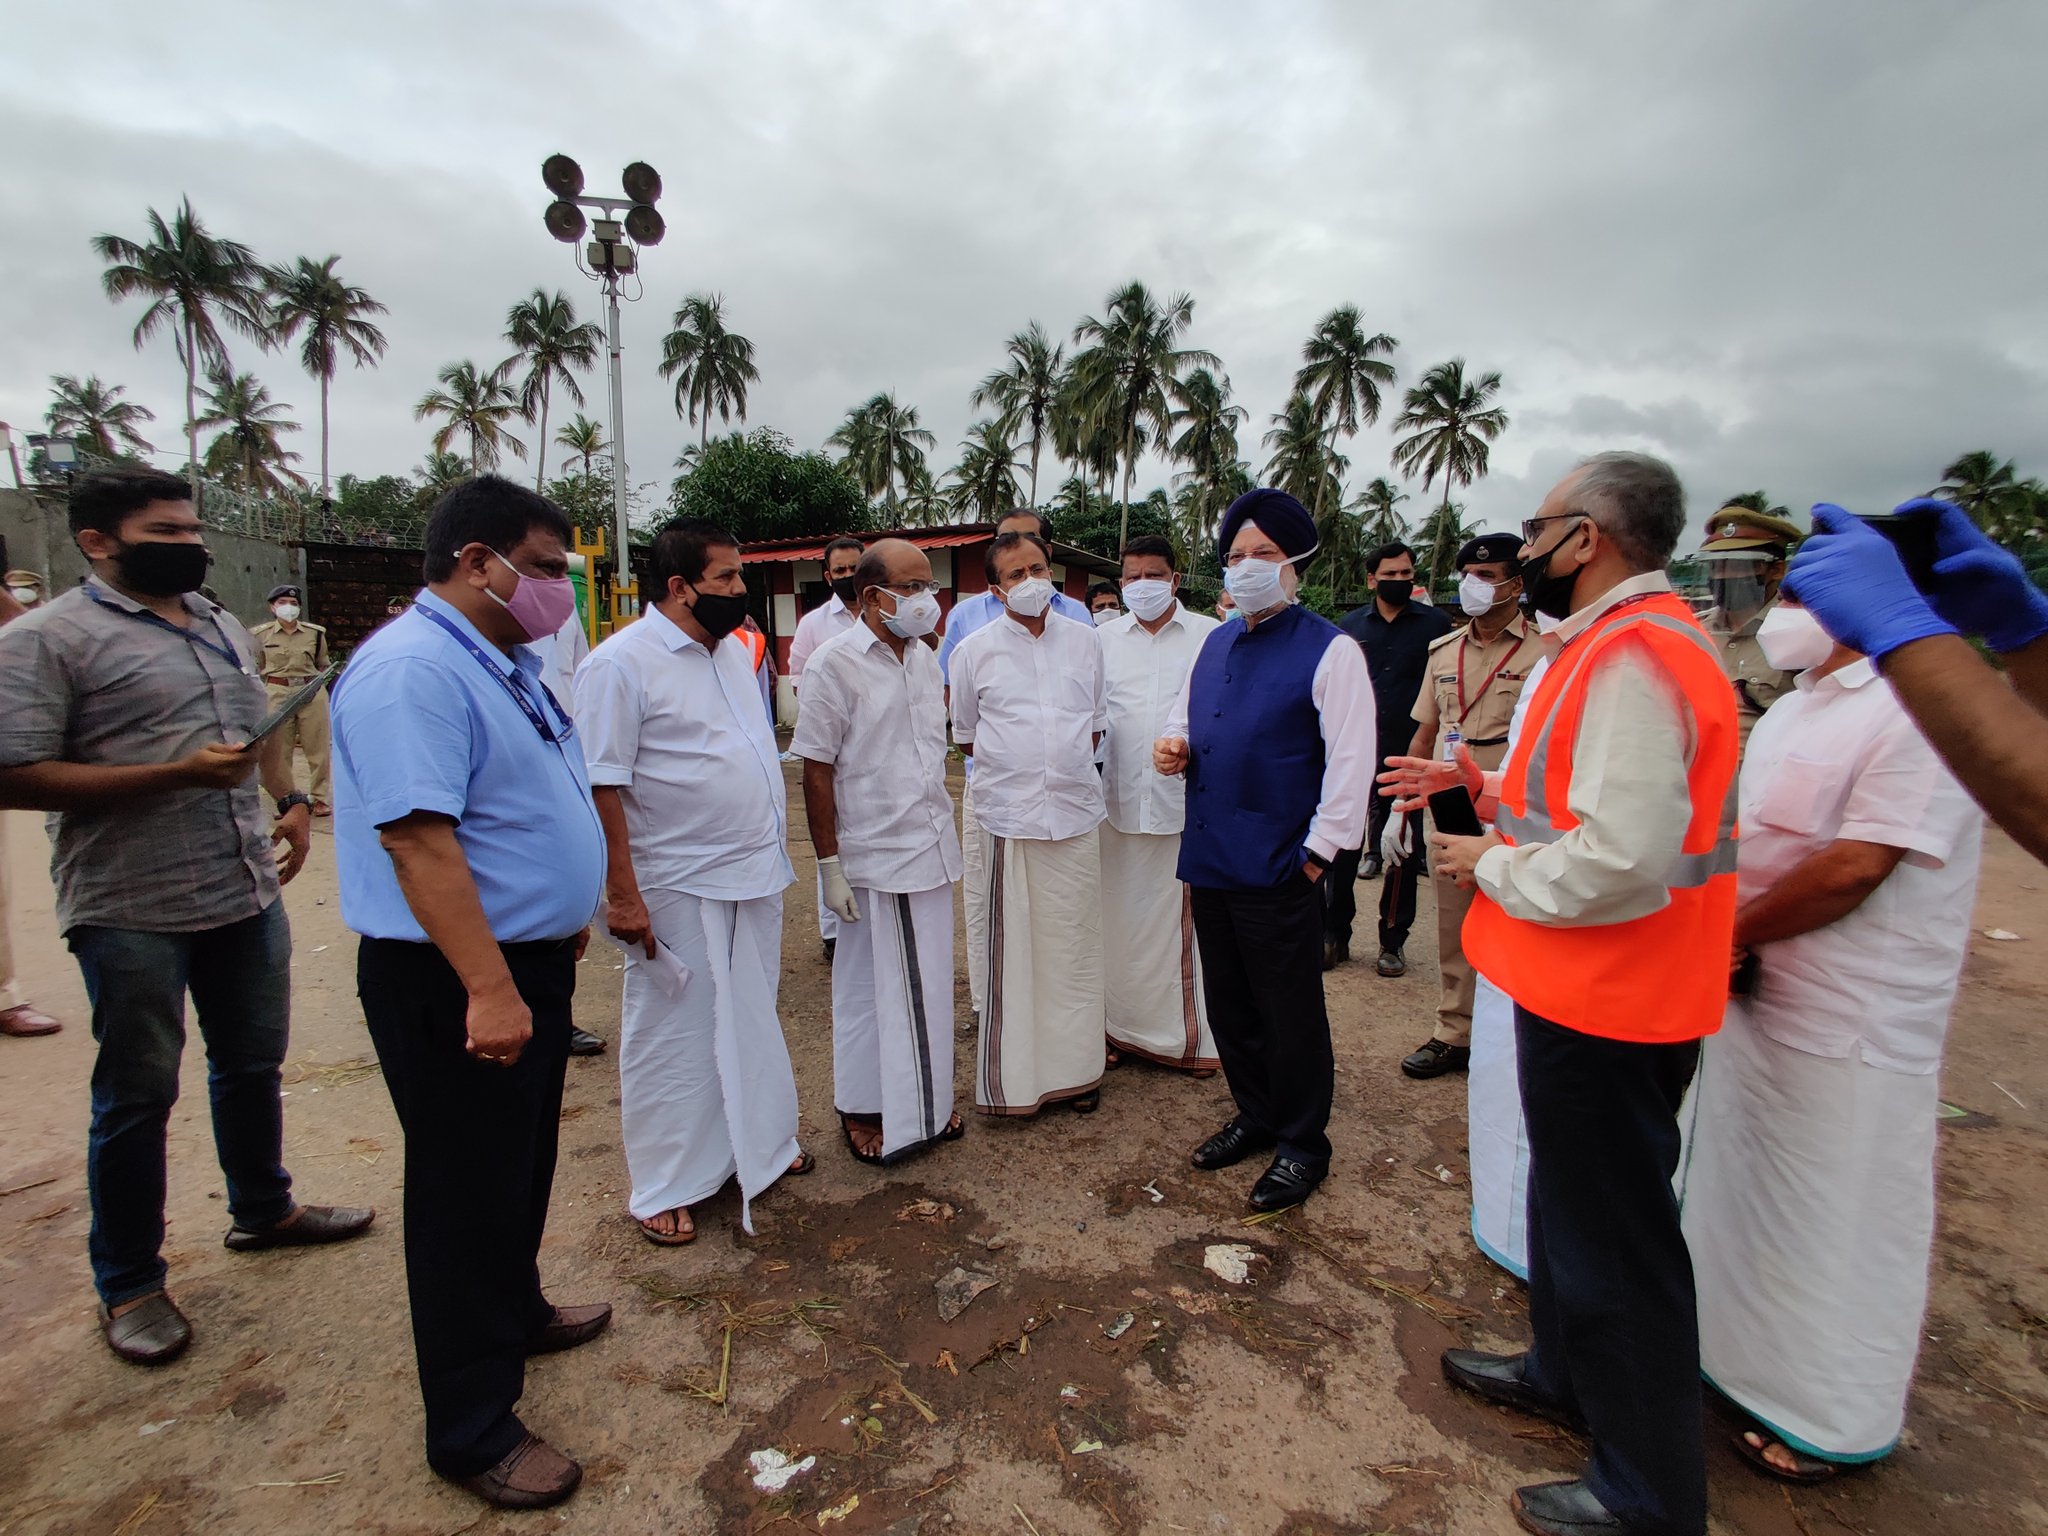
[1756,604,1835,673]
[1122,579,1174,622]
[1003,576,1053,618]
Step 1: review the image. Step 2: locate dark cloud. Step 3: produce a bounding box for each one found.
[3,0,2044,551]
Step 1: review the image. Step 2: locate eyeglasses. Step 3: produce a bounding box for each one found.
[878,580,941,597]
[1521,512,1588,544]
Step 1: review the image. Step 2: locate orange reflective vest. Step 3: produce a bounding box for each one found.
[1462,591,1739,1043]
[737,626,767,673]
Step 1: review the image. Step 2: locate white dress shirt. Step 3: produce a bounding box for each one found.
[1737,658,1982,1074]
[789,619,963,892]
[1474,571,1704,926]
[1162,614,1378,865]
[529,608,590,716]
[1100,602,1219,836]
[938,586,1095,680]
[949,610,1106,841]
[788,593,858,686]
[575,604,793,901]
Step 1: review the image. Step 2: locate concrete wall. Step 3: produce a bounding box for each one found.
[0,488,299,629]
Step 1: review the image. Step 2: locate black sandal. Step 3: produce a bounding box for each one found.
[839,1113,884,1166]
[1070,1090,1101,1114]
[938,1112,966,1141]
[1734,1430,1840,1484]
[787,1149,817,1176]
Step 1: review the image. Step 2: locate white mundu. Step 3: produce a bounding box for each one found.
[1097,602,1220,1071]
[1678,657,1982,1464]
[790,620,962,1161]
[790,592,862,947]
[949,609,1107,1114]
[575,605,800,1231]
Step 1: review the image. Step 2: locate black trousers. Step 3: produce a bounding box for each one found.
[1516,1005,1706,1536]
[358,936,576,1478]
[1190,876,1333,1165]
[1322,753,1421,953]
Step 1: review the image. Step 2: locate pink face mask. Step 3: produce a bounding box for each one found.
[486,550,578,641]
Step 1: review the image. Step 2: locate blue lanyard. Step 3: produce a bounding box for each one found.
[412,604,574,743]
[83,584,250,673]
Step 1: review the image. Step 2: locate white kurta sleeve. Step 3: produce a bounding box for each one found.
[788,647,847,765]
[949,639,980,748]
[572,653,643,789]
[1164,670,1192,742]
[1306,634,1378,863]
[1473,639,1694,926]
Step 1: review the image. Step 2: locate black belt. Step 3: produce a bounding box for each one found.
[1464,734,1508,748]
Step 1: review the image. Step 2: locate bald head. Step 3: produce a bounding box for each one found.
[852,537,929,597]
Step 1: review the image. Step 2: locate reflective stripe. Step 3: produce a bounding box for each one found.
[1500,796,1735,889]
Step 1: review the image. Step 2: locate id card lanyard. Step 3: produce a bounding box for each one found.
[411,604,574,743]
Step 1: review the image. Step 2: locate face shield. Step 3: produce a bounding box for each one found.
[1701,552,1777,618]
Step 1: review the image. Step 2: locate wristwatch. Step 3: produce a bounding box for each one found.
[275,791,315,817]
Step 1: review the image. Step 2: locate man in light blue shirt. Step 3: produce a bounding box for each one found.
[936,508,1092,680]
[331,476,608,1512]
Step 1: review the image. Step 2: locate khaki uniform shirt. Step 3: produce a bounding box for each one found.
[1410,611,1541,773]
[1706,600,1793,757]
[251,619,329,683]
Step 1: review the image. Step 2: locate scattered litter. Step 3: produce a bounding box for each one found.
[1203,1243,1263,1284]
[1993,1082,2028,1110]
[1140,1180,1165,1204]
[817,1493,860,1524]
[1059,1384,1082,1403]
[748,1449,816,1494]
[310,944,328,954]
[1070,1438,1105,1454]
[897,1198,956,1224]
[1983,928,2022,942]
[1103,1311,1135,1340]
[935,1266,997,1322]
[936,1349,958,1376]
[139,1419,176,1436]
[1434,1165,1457,1184]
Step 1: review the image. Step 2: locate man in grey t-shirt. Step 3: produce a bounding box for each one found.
[0,468,373,1367]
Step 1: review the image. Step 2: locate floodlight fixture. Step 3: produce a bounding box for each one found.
[624,204,665,245]
[46,439,77,468]
[542,153,585,199]
[544,199,587,243]
[621,161,662,205]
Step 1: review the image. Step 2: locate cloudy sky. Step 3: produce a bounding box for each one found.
[5,0,2045,544]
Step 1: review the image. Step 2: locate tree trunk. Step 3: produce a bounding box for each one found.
[1028,432,1042,509]
[534,378,551,493]
[183,312,201,512]
[319,371,332,500]
[1118,424,1136,551]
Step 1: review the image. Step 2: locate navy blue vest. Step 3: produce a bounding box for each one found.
[1177,604,1336,892]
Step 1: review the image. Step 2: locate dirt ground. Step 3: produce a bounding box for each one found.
[2,765,2045,1536]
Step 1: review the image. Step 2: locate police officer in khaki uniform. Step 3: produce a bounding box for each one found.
[1398,533,1540,1079]
[5,570,49,610]
[250,583,333,814]
[1697,506,1801,757]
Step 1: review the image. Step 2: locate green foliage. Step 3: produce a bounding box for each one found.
[660,293,761,449]
[46,374,157,458]
[1059,486,1172,562]
[671,428,873,542]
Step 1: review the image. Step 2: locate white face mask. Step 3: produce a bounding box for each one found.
[1092,607,1119,626]
[1756,604,1836,673]
[8,587,37,605]
[1458,573,1501,617]
[273,602,301,623]
[878,587,941,640]
[1122,578,1174,622]
[1003,575,1053,618]
[1223,538,1317,615]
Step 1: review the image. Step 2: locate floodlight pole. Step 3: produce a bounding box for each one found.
[603,270,630,609]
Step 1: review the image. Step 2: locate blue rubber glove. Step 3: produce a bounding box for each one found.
[1897,496,2048,654]
[1782,503,1956,660]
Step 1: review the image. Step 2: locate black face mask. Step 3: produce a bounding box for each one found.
[1518,528,1584,621]
[1376,579,1413,609]
[112,539,211,598]
[829,575,861,608]
[688,585,750,641]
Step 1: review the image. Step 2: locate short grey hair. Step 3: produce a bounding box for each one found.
[1571,451,1686,571]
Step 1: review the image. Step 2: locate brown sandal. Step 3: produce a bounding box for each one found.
[638,1208,695,1246]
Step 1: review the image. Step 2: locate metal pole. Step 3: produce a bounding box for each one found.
[604,268,631,619]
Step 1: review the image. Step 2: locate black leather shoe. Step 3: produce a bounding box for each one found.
[1510,1479,1624,1534]
[567,1027,607,1056]
[1361,854,1383,880]
[224,1203,375,1252]
[1191,1120,1275,1171]
[101,1292,192,1366]
[1248,1155,1325,1212]
[529,1301,613,1355]
[1375,948,1407,978]
[1321,939,1348,971]
[1402,1038,1471,1079]
[1441,1350,1586,1432]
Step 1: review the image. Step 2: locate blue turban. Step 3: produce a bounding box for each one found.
[1216,488,1317,566]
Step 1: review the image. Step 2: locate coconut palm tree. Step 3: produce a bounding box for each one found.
[501,289,601,491]
[1293,305,1398,521]
[195,366,305,497]
[1068,280,1221,547]
[658,293,761,449]
[556,414,608,478]
[1933,451,2047,548]
[92,198,271,499]
[1170,461,1252,567]
[415,360,527,474]
[827,392,934,506]
[1415,501,1478,591]
[415,450,471,499]
[899,462,949,529]
[1718,488,1790,520]
[45,374,157,459]
[970,321,1064,508]
[948,420,1024,522]
[1391,360,1510,579]
[1349,477,1410,546]
[266,254,388,500]
[1167,368,1250,559]
[1263,392,1346,518]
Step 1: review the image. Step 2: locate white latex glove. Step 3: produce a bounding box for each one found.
[818,855,862,923]
[1381,812,1413,867]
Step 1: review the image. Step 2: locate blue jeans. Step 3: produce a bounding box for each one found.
[70,901,295,1307]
